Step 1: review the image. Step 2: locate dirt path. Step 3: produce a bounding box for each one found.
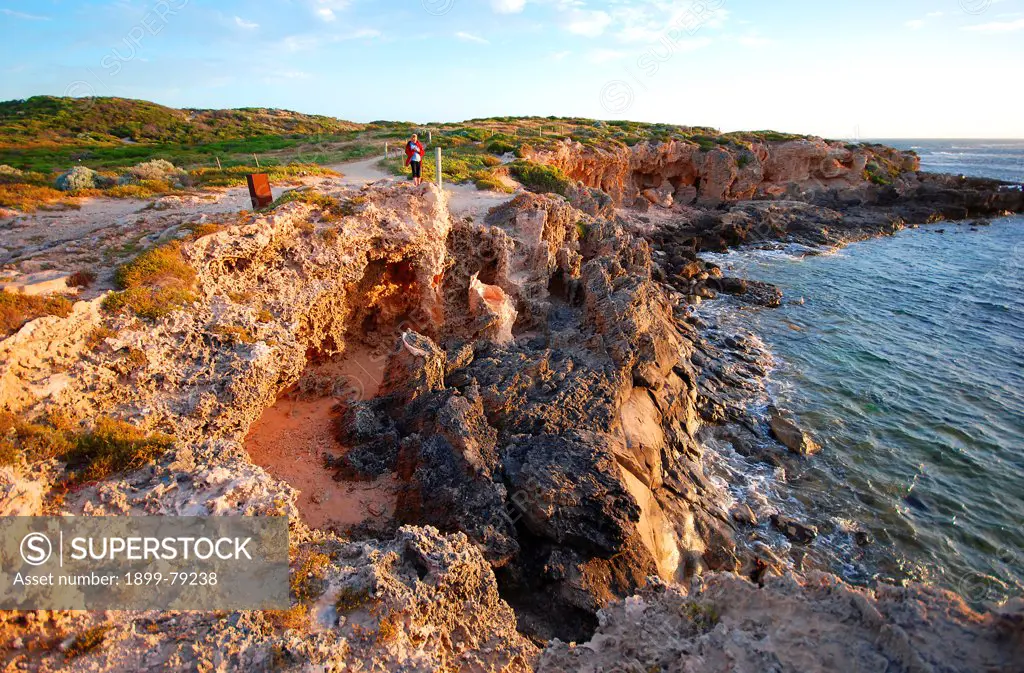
[1,157,517,289]
[329,156,519,221]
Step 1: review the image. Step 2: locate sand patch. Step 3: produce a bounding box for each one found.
[244,348,395,531]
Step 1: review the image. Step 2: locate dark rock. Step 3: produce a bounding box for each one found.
[770,514,818,544]
[854,530,873,547]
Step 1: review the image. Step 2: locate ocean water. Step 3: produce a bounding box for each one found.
[877,138,1024,184]
[699,141,1024,605]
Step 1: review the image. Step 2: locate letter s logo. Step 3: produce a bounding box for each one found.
[20,533,52,566]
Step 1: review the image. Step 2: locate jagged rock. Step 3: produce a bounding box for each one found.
[469,273,518,344]
[771,513,819,543]
[530,137,921,207]
[539,572,1024,673]
[730,503,757,526]
[768,405,821,456]
[0,466,51,516]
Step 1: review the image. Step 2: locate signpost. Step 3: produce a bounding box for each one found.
[246,174,273,209]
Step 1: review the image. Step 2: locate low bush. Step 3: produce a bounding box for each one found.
[0,183,73,212]
[102,241,197,320]
[471,169,514,193]
[55,166,113,191]
[486,138,518,155]
[64,417,173,483]
[65,624,114,659]
[128,159,180,182]
[189,163,337,188]
[509,161,572,196]
[0,411,73,466]
[0,290,74,338]
[1,411,171,480]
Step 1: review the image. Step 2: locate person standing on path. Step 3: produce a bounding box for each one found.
[405,134,425,186]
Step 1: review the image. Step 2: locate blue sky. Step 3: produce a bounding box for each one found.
[1,0,1022,137]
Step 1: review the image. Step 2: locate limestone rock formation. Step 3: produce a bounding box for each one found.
[530,137,920,207]
[1,134,1021,671]
[539,572,1024,673]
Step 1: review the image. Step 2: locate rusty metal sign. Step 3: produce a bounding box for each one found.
[246,173,273,209]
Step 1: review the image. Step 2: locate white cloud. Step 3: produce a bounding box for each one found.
[351,28,382,39]
[280,28,379,52]
[607,3,729,44]
[455,31,490,44]
[586,48,626,63]
[565,9,611,37]
[311,0,349,22]
[551,50,572,60]
[234,16,259,29]
[927,11,945,17]
[0,8,50,20]
[905,19,925,29]
[964,18,1024,32]
[491,0,526,14]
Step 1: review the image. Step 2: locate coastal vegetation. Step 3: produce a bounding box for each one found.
[0,410,172,484]
[0,95,870,211]
[102,240,197,320]
[0,290,74,337]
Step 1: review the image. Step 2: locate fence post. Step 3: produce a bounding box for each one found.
[215,157,222,170]
[435,147,443,189]
[253,153,261,169]
[428,130,433,144]
[385,142,389,159]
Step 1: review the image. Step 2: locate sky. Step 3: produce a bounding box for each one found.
[1,0,1023,138]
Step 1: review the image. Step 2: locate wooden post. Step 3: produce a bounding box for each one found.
[428,130,433,144]
[253,153,260,168]
[385,142,389,159]
[435,147,443,189]
[215,157,222,170]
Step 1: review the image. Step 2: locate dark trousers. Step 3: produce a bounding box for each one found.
[410,161,422,179]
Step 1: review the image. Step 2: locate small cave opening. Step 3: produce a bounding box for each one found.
[243,256,433,535]
[477,259,499,286]
[547,270,583,307]
[493,526,600,645]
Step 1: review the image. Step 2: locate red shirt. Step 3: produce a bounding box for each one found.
[405,140,425,166]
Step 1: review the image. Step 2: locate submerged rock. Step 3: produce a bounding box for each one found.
[768,405,822,456]
[770,513,819,544]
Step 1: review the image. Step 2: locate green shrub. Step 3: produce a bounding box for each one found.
[486,139,518,155]
[102,241,197,320]
[128,159,180,182]
[65,624,114,659]
[0,290,74,338]
[64,417,173,483]
[55,166,101,191]
[510,161,572,196]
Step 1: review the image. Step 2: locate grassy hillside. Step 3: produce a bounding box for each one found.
[0,96,362,146]
[1,96,886,213]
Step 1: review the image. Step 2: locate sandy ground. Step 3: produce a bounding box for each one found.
[244,347,396,531]
[328,156,519,221]
[0,157,518,296]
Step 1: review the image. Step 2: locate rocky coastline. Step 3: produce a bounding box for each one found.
[1,136,1023,671]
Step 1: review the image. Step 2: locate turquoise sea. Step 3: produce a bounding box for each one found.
[700,140,1024,605]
